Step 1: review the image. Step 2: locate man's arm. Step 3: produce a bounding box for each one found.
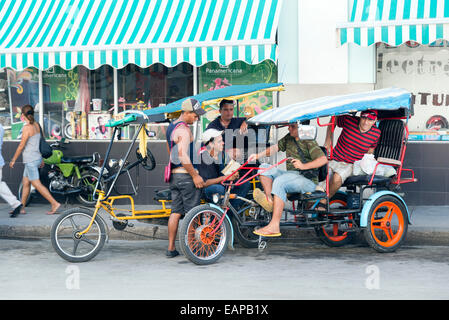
[291,155,328,171]
[174,127,204,188]
[248,144,279,162]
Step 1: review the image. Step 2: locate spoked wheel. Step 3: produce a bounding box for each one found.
[363,195,408,253]
[179,205,231,265]
[74,170,105,207]
[315,193,356,247]
[51,207,107,263]
[231,206,269,248]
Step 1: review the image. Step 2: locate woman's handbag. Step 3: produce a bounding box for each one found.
[38,124,53,159]
[164,122,187,183]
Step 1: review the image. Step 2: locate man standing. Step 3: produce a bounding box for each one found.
[166,98,206,258]
[0,123,22,217]
[206,99,248,160]
[319,109,381,204]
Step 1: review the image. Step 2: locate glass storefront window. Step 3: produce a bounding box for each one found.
[3,62,194,141]
[376,41,449,142]
[4,68,41,140]
[117,63,193,140]
[42,65,115,140]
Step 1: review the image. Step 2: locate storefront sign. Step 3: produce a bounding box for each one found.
[199,60,278,131]
[376,44,449,141]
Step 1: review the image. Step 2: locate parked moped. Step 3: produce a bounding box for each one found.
[19,138,108,207]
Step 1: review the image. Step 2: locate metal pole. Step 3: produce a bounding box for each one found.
[39,70,44,130]
[113,68,118,116]
[105,123,144,199]
[193,65,199,140]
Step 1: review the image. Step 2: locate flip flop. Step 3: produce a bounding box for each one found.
[253,229,282,237]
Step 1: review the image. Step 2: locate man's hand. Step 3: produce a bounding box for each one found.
[193,174,205,189]
[291,158,305,170]
[248,153,258,163]
[239,121,248,135]
[228,172,239,181]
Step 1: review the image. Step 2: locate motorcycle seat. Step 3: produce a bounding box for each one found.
[61,156,94,164]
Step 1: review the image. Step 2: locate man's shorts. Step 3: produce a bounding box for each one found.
[317,160,353,190]
[169,173,202,217]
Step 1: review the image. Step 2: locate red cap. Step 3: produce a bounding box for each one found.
[361,109,378,120]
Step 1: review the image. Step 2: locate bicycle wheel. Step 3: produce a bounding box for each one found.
[315,193,356,247]
[74,170,105,207]
[51,207,107,263]
[363,195,408,253]
[179,205,231,265]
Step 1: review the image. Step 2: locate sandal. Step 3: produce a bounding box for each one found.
[253,188,273,212]
[253,228,281,237]
[314,202,327,211]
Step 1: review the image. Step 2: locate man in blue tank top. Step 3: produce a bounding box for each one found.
[166,98,206,258]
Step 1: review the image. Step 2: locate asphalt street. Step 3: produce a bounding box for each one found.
[1,238,449,300]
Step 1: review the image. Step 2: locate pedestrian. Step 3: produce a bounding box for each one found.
[9,105,61,215]
[166,98,206,258]
[0,122,23,217]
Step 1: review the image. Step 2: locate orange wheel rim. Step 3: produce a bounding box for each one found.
[322,213,352,242]
[187,212,223,259]
[370,201,405,247]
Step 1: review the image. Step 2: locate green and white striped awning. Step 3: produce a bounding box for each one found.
[337,0,449,47]
[0,0,282,70]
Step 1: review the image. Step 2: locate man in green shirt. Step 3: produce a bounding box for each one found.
[248,123,328,237]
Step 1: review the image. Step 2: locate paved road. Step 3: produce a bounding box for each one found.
[1,238,449,301]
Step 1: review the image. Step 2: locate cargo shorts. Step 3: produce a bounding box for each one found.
[169,173,202,217]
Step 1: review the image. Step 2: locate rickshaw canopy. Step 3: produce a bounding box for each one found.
[247,87,412,126]
[106,83,284,128]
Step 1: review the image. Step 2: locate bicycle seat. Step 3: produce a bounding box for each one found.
[343,175,392,186]
[61,156,94,164]
[154,188,171,201]
[287,191,327,202]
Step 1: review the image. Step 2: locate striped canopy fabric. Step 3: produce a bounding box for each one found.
[337,0,449,47]
[0,0,282,70]
[247,87,411,125]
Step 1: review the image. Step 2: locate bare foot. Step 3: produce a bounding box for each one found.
[47,203,61,215]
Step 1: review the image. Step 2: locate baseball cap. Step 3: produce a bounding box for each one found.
[181,98,206,116]
[361,109,378,120]
[201,129,223,145]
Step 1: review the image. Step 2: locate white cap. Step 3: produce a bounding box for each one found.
[201,129,223,144]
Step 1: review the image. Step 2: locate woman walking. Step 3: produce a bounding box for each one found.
[9,105,61,215]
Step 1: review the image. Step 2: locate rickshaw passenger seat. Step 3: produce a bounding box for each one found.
[154,189,172,201]
[342,119,405,187]
[287,191,327,202]
[374,119,405,162]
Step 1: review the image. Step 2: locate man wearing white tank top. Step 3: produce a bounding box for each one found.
[0,123,22,217]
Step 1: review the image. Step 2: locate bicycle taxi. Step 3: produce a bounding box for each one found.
[50,83,284,262]
[178,87,417,265]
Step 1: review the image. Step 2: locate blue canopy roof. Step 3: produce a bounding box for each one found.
[106,83,284,127]
[143,82,284,117]
[248,87,412,125]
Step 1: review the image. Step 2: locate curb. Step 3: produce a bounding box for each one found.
[1,224,449,246]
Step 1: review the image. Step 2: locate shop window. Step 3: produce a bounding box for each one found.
[3,68,41,140]
[42,65,114,140]
[117,63,193,140]
[376,41,449,142]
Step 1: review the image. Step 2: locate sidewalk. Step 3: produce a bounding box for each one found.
[1,202,449,246]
